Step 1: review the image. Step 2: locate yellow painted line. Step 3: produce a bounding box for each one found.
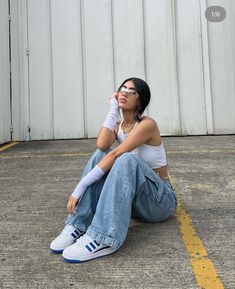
[0,152,91,159]
[0,141,19,152]
[169,174,224,289]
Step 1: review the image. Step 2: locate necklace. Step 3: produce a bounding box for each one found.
[121,121,136,134]
[122,122,134,127]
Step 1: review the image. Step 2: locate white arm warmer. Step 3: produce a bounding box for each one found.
[71,165,105,200]
[102,97,119,131]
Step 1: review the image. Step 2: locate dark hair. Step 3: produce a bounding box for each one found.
[117,77,151,121]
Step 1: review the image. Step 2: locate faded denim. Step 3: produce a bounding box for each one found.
[66,149,177,249]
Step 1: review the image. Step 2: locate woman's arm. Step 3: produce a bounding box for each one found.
[98,118,156,172]
[67,118,156,214]
[96,93,119,151]
[96,127,117,151]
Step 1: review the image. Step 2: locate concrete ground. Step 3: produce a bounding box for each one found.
[0,135,234,289]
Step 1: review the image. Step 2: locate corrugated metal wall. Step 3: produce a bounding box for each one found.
[207,0,235,134]
[0,0,11,144]
[1,0,235,144]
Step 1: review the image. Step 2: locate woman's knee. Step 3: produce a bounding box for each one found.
[86,148,112,168]
[115,152,137,167]
[93,148,112,158]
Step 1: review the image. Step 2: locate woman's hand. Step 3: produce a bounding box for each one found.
[109,92,119,110]
[109,92,118,100]
[67,196,79,215]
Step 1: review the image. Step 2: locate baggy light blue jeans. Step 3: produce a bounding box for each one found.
[66,148,177,249]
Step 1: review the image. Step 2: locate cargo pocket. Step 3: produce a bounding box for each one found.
[139,171,176,222]
[144,171,165,204]
[163,180,178,209]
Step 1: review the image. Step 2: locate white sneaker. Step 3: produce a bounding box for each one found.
[62,233,117,263]
[50,224,84,254]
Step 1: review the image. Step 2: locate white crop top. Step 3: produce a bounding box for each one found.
[117,122,167,169]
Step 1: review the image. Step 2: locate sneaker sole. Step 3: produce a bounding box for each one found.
[63,247,117,263]
[50,248,64,254]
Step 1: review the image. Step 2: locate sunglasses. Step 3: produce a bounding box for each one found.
[119,86,138,96]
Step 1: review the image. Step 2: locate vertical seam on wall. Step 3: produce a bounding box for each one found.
[110,0,115,91]
[8,0,13,141]
[142,0,147,81]
[17,1,28,140]
[206,0,214,134]
[25,0,31,140]
[172,0,182,135]
[80,0,87,138]
[199,0,214,135]
[141,0,148,116]
[10,0,22,141]
[18,0,24,141]
[48,0,54,139]
[199,0,207,134]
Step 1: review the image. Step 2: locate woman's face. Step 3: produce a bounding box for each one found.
[117,80,140,111]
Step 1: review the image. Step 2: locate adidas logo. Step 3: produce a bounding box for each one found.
[85,240,109,253]
[71,229,82,239]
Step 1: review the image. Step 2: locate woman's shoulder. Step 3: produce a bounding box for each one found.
[139,116,161,144]
[139,116,158,127]
[139,116,161,136]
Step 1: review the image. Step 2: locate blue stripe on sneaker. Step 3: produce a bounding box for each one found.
[89,242,96,249]
[71,233,77,238]
[85,245,92,252]
[50,248,64,254]
[74,230,80,237]
[94,240,100,246]
[95,246,110,253]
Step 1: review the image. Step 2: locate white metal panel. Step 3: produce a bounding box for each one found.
[112,0,146,86]
[144,0,180,135]
[27,0,53,140]
[0,0,11,145]
[10,0,28,141]
[199,0,214,134]
[82,0,115,138]
[176,0,207,135]
[9,0,21,141]
[207,0,235,134]
[50,0,84,139]
[9,0,235,140]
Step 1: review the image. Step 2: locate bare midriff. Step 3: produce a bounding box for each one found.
[153,165,170,182]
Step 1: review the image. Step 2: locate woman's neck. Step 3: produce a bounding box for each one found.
[122,110,136,126]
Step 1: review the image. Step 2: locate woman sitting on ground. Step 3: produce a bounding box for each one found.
[50,77,177,263]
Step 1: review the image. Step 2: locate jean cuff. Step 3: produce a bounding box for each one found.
[86,226,120,249]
